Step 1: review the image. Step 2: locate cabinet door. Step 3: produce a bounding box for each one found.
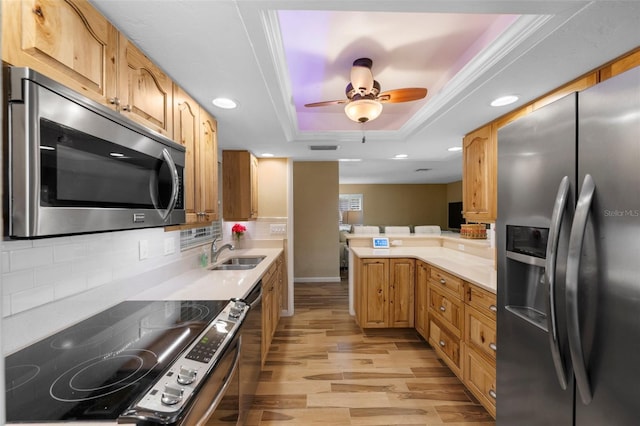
[118,35,173,137]
[429,286,464,338]
[389,258,415,327]
[415,261,430,339]
[464,346,497,418]
[360,259,389,328]
[173,86,199,223]
[466,305,497,362]
[250,154,259,219]
[462,124,496,222]
[429,319,461,377]
[2,0,118,107]
[199,111,219,221]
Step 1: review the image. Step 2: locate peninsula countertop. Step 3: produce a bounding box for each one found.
[350,246,496,293]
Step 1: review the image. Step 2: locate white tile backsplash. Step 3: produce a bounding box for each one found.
[1,227,184,318]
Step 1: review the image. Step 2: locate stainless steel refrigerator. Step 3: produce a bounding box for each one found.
[496,66,640,425]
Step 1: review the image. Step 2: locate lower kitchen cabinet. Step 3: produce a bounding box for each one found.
[414,260,430,339]
[261,254,283,366]
[463,283,497,417]
[429,317,462,376]
[464,343,497,418]
[354,257,415,328]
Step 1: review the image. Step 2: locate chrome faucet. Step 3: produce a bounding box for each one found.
[211,237,234,264]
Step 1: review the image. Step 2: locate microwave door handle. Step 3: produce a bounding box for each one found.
[566,174,595,405]
[160,148,180,221]
[545,176,570,390]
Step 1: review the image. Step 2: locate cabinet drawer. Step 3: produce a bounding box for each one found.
[429,286,464,338]
[466,284,497,321]
[466,305,497,362]
[430,267,464,298]
[464,346,496,418]
[429,319,461,376]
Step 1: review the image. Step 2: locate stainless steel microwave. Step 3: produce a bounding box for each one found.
[4,67,185,238]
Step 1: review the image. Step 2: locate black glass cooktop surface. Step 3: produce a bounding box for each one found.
[5,300,228,422]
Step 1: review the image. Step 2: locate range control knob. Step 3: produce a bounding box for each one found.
[161,383,184,406]
[229,300,246,319]
[177,366,198,385]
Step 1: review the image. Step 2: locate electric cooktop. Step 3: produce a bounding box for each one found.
[4,300,228,422]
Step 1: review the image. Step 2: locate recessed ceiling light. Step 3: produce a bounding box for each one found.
[448,146,463,152]
[110,152,124,157]
[261,153,274,157]
[394,154,408,159]
[491,95,519,107]
[212,97,237,109]
[338,158,362,162]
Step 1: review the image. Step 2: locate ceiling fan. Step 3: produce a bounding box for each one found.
[304,58,428,123]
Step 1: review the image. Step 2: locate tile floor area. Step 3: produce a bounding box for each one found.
[246,281,495,425]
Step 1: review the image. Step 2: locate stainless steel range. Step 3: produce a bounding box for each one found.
[4,299,249,424]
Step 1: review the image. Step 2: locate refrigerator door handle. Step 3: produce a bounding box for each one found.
[566,173,595,405]
[545,176,570,390]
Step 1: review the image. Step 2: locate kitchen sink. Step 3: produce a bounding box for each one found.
[209,256,266,271]
[221,256,266,266]
[209,264,256,271]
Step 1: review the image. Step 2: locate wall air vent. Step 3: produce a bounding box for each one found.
[415,168,432,172]
[309,145,339,151]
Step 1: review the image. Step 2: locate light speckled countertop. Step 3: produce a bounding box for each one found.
[350,246,496,293]
[131,247,284,301]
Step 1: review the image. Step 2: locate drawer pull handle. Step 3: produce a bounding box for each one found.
[440,278,446,284]
[439,306,446,312]
[489,342,497,351]
[489,304,498,312]
[439,340,446,347]
[489,389,497,399]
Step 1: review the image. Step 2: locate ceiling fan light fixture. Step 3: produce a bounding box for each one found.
[344,99,383,123]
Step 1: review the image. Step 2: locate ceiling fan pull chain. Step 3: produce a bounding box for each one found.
[361,124,366,143]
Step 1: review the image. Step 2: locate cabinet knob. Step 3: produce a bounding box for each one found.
[489,342,497,352]
[440,278,446,284]
[489,389,497,400]
[489,304,498,312]
[108,97,120,105]
[439,306,446,312]
[121,104,132,112]
[439,340,446,347]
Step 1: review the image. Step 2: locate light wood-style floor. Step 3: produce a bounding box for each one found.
[246,280,496,425]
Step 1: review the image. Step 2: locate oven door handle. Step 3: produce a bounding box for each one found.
[194,337,242,425]
[159,148,180,221]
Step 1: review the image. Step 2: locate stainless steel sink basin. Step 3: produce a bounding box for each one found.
[221,256,266,266]
[209,264,256,271]
[209,256,266,271]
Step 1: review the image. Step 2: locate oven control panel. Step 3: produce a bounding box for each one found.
[119,299,248,424]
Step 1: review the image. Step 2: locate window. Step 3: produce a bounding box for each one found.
[339,194,363,225]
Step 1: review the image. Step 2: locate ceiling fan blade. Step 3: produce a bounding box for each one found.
[378,88,428,103]
[304,99,348,107]
[350,58,374,95]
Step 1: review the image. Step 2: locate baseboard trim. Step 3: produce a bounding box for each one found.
[294,276,341,283]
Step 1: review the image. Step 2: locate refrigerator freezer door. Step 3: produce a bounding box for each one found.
[496,93,577,425]
[574,66,640,426]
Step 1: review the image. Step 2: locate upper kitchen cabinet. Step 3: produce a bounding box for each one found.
[2,0,118,107]
[118,35,173,137]
[462,124,496,223]
[223,150,258,221]
[174,86,218,224]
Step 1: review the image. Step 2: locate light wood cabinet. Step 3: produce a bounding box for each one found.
[462,124,496,223]
[2,0,118,107]
[463,283,497,418]
[429,318,462,377]
[261,254,283,366]
[222,150,258,221]
[173,87,218,224]
[414,260,430,339]
[118,35,173,137]
[354,257,415,328]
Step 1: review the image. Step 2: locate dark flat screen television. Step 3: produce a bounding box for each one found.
[448,201,464,231]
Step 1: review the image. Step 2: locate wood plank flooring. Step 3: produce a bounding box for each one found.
[246,281,495,425]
